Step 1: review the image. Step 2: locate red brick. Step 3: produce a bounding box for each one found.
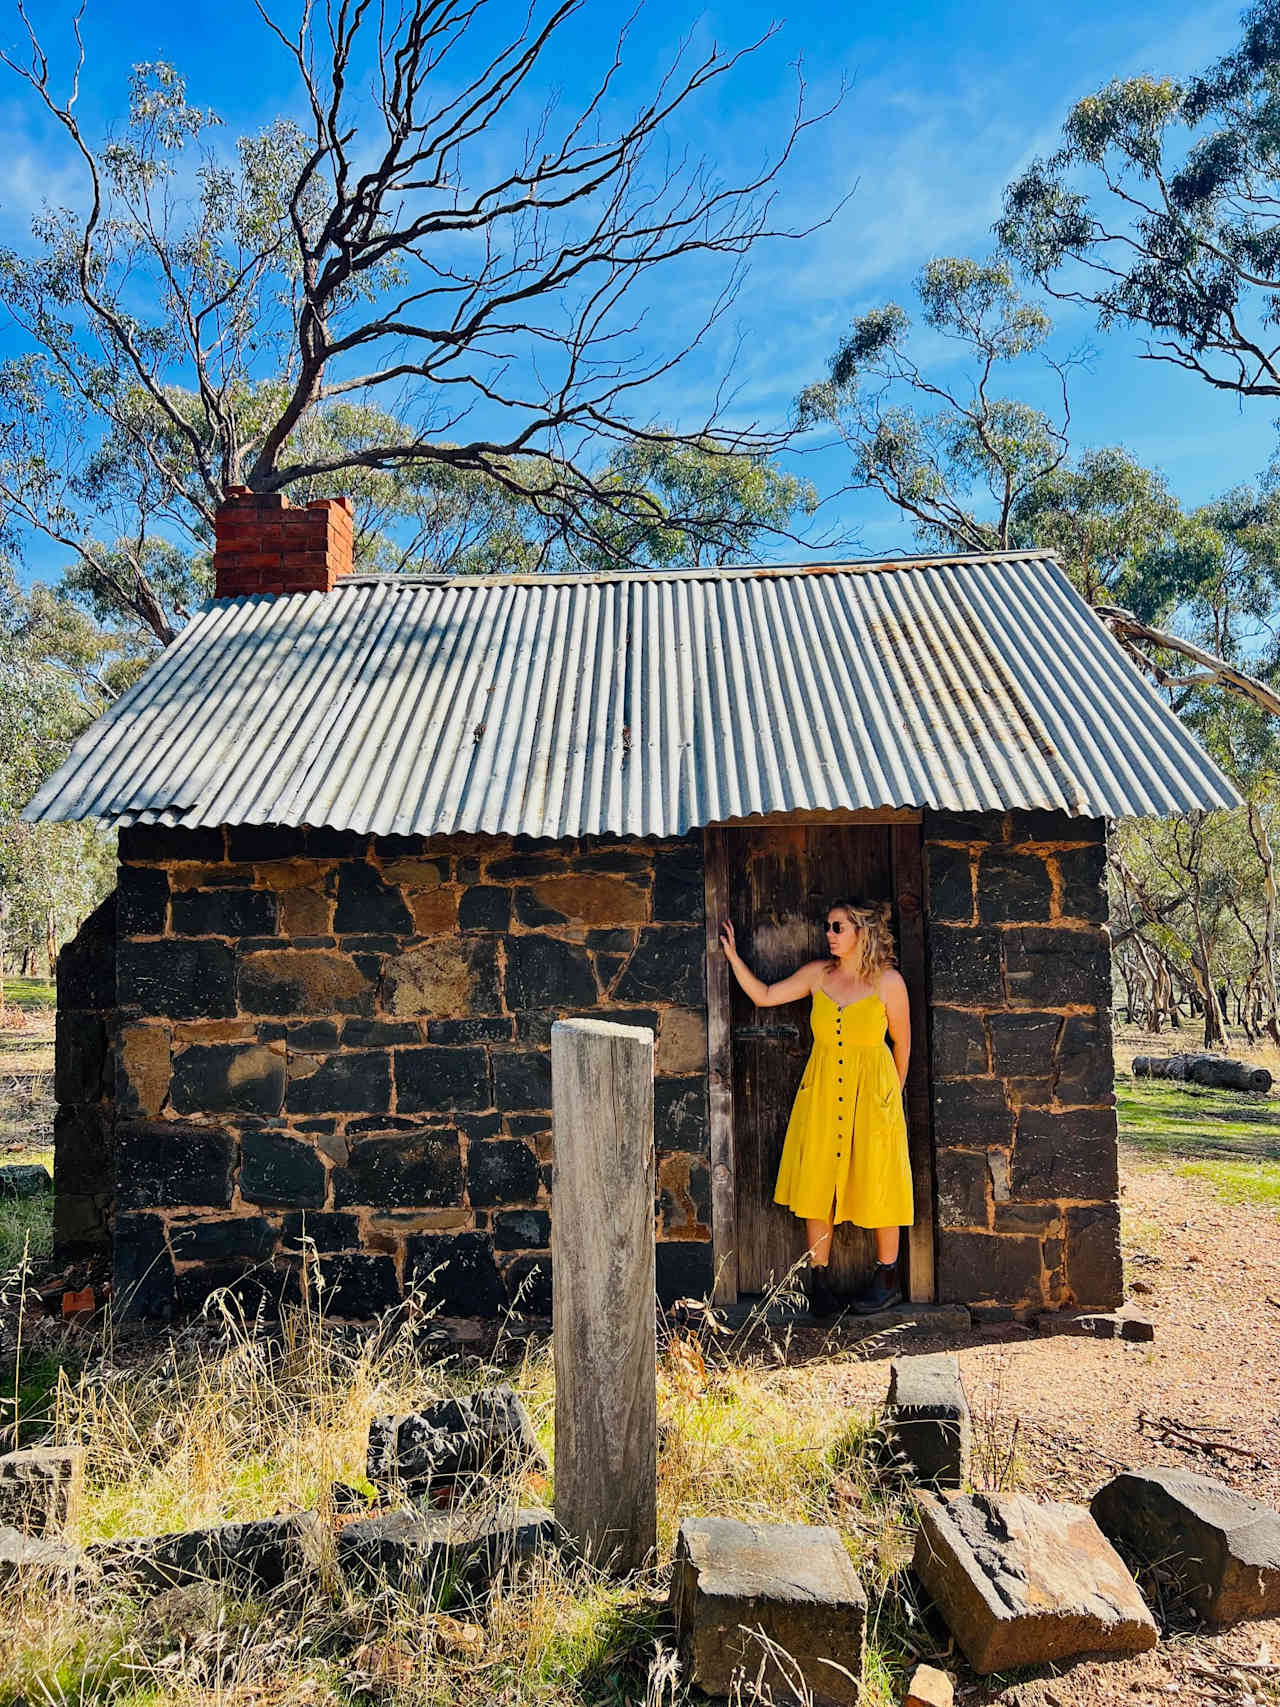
[214,490,356,599]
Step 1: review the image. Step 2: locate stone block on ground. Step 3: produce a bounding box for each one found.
[1035,1305,1154,1342]
[88,1511,324,1592]
[0,1446,84,1535]
[0,1523,80,1584]
[670,1515,867,1705]
[905,1663,954,1707]
[0,1164,52,1198]
[337,1505,560,1594]
[884,1354,971,1488]
[912,1490,1157,1673]
[1091,1467,1280,1625]
[366,1384,547,1496]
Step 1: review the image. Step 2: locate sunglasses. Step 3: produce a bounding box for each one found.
[825,921,851,934]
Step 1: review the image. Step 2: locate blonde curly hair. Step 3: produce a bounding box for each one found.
[825,897,896,982]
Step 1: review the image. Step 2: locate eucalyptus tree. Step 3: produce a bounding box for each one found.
[796,256,1075,553]
[0,571,119,999]
[998,0,1280,405]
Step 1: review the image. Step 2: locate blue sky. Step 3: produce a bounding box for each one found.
[1,0,1270,577]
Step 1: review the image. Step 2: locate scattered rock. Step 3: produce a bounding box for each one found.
[366,1384,546,1498]
[1034,1304,1154,1342]
[426,1612,486,1657]
[670,1515,867,1705]
[1091,1467,1280,1624]
[351,1638,417,1688]
[138,1582,218,1642]
[912,1490,1158,1674]
[0,1163,52,1198]
[0,1523,80,1584]
[0,1446,84,1536]
[329,1480,376,1515]
[88,1511,324,1592]
[884,1353,971,1488]
[905,1662,954,1707]
[337,1504,560,1593]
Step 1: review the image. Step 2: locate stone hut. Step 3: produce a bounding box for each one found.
[28,490,1239,1322]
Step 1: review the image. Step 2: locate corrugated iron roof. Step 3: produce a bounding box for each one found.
[23,552,1241,838]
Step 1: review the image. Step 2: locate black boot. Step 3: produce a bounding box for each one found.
[852,1262,903,1316]
[809,1268,840,1319]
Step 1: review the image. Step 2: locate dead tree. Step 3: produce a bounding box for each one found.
[0,0,836,641]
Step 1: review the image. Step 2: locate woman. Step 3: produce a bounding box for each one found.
[718,898,913,1318]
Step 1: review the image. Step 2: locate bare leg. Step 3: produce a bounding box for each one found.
[805,1214,835,1268]
[875,1226,900,1266]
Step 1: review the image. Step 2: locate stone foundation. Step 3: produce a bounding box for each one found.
[924,808,1120,1314]
[106,825,710,1317]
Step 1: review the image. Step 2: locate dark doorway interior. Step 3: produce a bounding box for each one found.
[725,822,900,1297]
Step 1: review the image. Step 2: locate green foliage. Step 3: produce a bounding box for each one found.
[797,256,1074,552]
[1009,447,1180,606]
[998,8,1280,400]
[0,568,118,979]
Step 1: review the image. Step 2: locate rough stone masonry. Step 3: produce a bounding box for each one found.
[55,805,1119,1320]
[86,823,711,1318]
[924,808,1120,1316]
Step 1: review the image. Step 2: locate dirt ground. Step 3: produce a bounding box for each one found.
[807,1145,1280,1706]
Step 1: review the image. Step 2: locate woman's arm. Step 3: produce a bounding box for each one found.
[880,967,912,1087]
[718,920,822,1008]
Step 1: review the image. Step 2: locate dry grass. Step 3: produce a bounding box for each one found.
[0,1278,938,1707]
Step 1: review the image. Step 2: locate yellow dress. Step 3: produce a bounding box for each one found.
[773,987,914,1228]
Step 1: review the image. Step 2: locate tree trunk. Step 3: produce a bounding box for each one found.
[1246,801,1280,1045]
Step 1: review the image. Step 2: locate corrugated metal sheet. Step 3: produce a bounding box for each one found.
[23,553,1242,837]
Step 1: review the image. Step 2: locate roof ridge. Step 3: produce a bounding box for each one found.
[321,548,1061,592]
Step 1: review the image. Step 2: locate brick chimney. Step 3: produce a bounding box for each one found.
[213,487,355,598]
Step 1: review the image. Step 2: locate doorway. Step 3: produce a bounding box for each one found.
[703,815,934,1304]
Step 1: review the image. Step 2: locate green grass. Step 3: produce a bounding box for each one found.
[0,978,55,1011]
[0,1190,53,1275]
[1118,1075,1280,1214]
[1178,1157,1280,1209]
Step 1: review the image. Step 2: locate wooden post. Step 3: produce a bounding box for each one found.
[551,1017,657,1573]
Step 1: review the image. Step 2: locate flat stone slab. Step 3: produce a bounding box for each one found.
[671,1516,867,1705]
[913,1491,1158,1674]
[88,1511,324,1591]
[0,1523,80,1584]
[1035,1306,1154,1343]
[0,1164,52,1198]
[1091,1467,1280,1624]
[337,1505,560,1594]
[0,1446,84,1535]
[885,1354,971,1488]
[367,1384,547,1495]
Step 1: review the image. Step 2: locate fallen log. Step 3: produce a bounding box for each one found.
[1132,1052,1272,1093]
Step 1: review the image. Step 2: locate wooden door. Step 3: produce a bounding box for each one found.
[726,824,898,1295]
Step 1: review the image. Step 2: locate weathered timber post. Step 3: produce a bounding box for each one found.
[551,1017,657,1574]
